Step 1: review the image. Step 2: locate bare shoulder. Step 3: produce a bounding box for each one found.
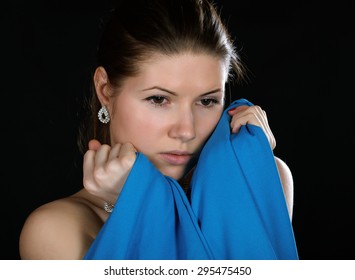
[19,189,107,260]
[274,156,294,219]
[274,157,293,186]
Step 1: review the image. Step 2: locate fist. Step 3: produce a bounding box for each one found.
[228,105,276,150]
[83,139,137,205]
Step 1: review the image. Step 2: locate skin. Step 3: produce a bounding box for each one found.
[19,53,294,260]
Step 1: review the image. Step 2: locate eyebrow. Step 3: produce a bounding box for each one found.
[142,86,223,96]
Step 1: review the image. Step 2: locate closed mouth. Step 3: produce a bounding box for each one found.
[159,152,193,165]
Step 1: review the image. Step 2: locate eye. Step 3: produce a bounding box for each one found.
[199,98,219,107]
[145,95,168,106]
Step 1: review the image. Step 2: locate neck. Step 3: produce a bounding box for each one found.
[179,167,195,194]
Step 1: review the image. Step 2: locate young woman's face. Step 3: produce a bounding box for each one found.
[109,53,227,180]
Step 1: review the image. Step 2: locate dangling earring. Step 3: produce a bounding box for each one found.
[98,105,110,124]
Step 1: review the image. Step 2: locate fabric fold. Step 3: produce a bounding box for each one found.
[83,98,298,260]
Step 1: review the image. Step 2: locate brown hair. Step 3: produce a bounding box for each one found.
[78,0,245,154]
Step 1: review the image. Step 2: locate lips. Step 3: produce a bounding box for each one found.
[159,152,193,165]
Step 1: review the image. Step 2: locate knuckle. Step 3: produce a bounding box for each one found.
[99,144,111,152]
[119,154,136,169]
[113,143,122,149]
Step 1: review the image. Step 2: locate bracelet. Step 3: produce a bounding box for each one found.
[103,201,114,213]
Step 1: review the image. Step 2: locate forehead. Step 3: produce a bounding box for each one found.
[134,53,228,88]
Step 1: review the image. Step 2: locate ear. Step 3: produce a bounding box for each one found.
[93,66,110,105]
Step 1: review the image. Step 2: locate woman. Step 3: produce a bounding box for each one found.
[19,0,295,260]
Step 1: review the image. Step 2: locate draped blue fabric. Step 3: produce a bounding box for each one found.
[83,98,298,260]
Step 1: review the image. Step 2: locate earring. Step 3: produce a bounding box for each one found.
[98,105,110,124]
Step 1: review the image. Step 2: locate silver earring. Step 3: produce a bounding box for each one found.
[98,105,110,124]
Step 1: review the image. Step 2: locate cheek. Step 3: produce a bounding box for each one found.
[196,110,223,140]
[110,106,164,150]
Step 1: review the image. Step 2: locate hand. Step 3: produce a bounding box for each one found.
[228,105,276,150]
[83,139,137,205]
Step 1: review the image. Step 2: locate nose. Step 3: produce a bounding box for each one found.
[168,106,196,142]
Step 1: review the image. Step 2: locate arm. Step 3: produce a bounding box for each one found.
[275,156,294,219]
[19,140,137,260]
[228,105,294,219]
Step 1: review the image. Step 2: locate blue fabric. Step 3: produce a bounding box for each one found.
[83,98,298,260]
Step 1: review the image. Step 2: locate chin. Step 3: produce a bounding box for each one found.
[163,171,184,181]
[159,167,185,181]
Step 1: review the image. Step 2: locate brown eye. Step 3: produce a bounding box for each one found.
[145,95,168,107]
[200,98,218,107]
[151,96,165,104]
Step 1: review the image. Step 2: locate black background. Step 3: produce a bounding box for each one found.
[2,0,354,259]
